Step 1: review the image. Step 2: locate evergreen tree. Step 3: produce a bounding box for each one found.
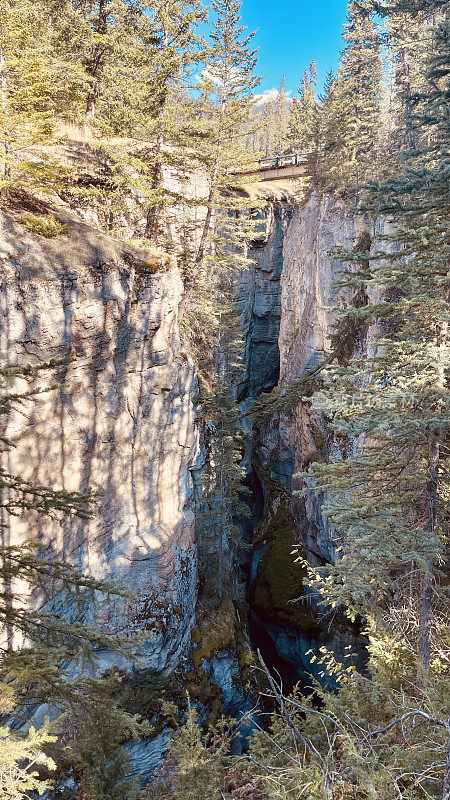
[321,0,382,190]
[274,76,289,153]
[61,673,147,800]
[261,100,276,156]
[301,0,449,677]
[44,0,138,124]
[287,62,318,155]
[193,0,260,269]
[0,361,133,797]
[384,2,430,154]
[0,1,66,196]
[123,0,206,244]
[197,384,250,604]
[0,360,126,659]
[248,641,450,800]
[144,706,237,800]
[0,685,57,800]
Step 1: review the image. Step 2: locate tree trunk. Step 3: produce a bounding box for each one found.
[218,471,224,603]
[195,94,225,268]
[195,178,217,267]
[400,47,416,151]
[145,131,164,243]
[85,0,108,120]
[416,437,438,683]
[85,80,98,118]
[417,572,432,673]
[144,27,169,243]
[417,291,447,683]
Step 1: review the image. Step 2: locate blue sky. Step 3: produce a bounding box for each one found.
[242,0,349,97]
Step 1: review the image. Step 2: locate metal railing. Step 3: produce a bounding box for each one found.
[258,152,310,170]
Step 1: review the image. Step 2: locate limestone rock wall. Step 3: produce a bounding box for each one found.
[0,210,200,673]
[258,194,376,563]
[246,193,376,685]
[236,201,294,402]
[279,193,375,382]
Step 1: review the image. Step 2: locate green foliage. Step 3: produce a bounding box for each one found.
[192,0,261,267]
[60,673,148,800]
[318,0,382,191]
[143,706,239,800]
[0,361,134,797]
[0,688,57,800]
[196,384,250,604]
[113,0,207,243]
[274,76,290,154]
[0,719,57,799]
[288,61,319,157]
[0,361,128,663]
[19,212,66,237]
[248,630,450,800]
[299,0,450,636]
[0,0,78,196]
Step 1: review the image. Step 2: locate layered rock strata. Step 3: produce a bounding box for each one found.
[0,209,200,672]
[247,194,376,684]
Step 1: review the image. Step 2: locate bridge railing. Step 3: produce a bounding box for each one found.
[258,152,311,171]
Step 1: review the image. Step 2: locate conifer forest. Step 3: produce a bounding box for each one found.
[0,0,449,797]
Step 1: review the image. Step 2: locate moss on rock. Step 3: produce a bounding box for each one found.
[252,504,319,634]
[192,600,236,670]
[191,626,202,645]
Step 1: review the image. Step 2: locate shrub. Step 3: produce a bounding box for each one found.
[19,212,66,237]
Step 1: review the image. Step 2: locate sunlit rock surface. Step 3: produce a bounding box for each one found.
[0,210,200,672]
[246,193,375,685]
[271,193,375,563]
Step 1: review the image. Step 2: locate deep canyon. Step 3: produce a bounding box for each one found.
[0,188,377,780]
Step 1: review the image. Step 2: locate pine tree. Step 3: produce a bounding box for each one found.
[0,1,66,196]
[45,0,138,124]
[261,100,276,156]
[300,0,450,679]
[0,683,57,800]
[0,360,133,797]
[321,0,382,190]
[123,0,206,244]
[287,62,318,155]
[197,384,250,604]
[248,638,450,800]
[144,705,236,800]
[0,360,128,660]
[61,673,147,800]
[274,76,289,153]
[193,0,260,269]
[384,3,430,154]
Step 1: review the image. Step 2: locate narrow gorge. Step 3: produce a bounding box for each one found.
[1,0,447,794]
[0,188,375,777]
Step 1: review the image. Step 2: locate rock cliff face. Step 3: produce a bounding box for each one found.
[0,209,199,673]
[258,194,375,560]
[245,193,375,685]
[237,201,294,402]
[0,189,375,758]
